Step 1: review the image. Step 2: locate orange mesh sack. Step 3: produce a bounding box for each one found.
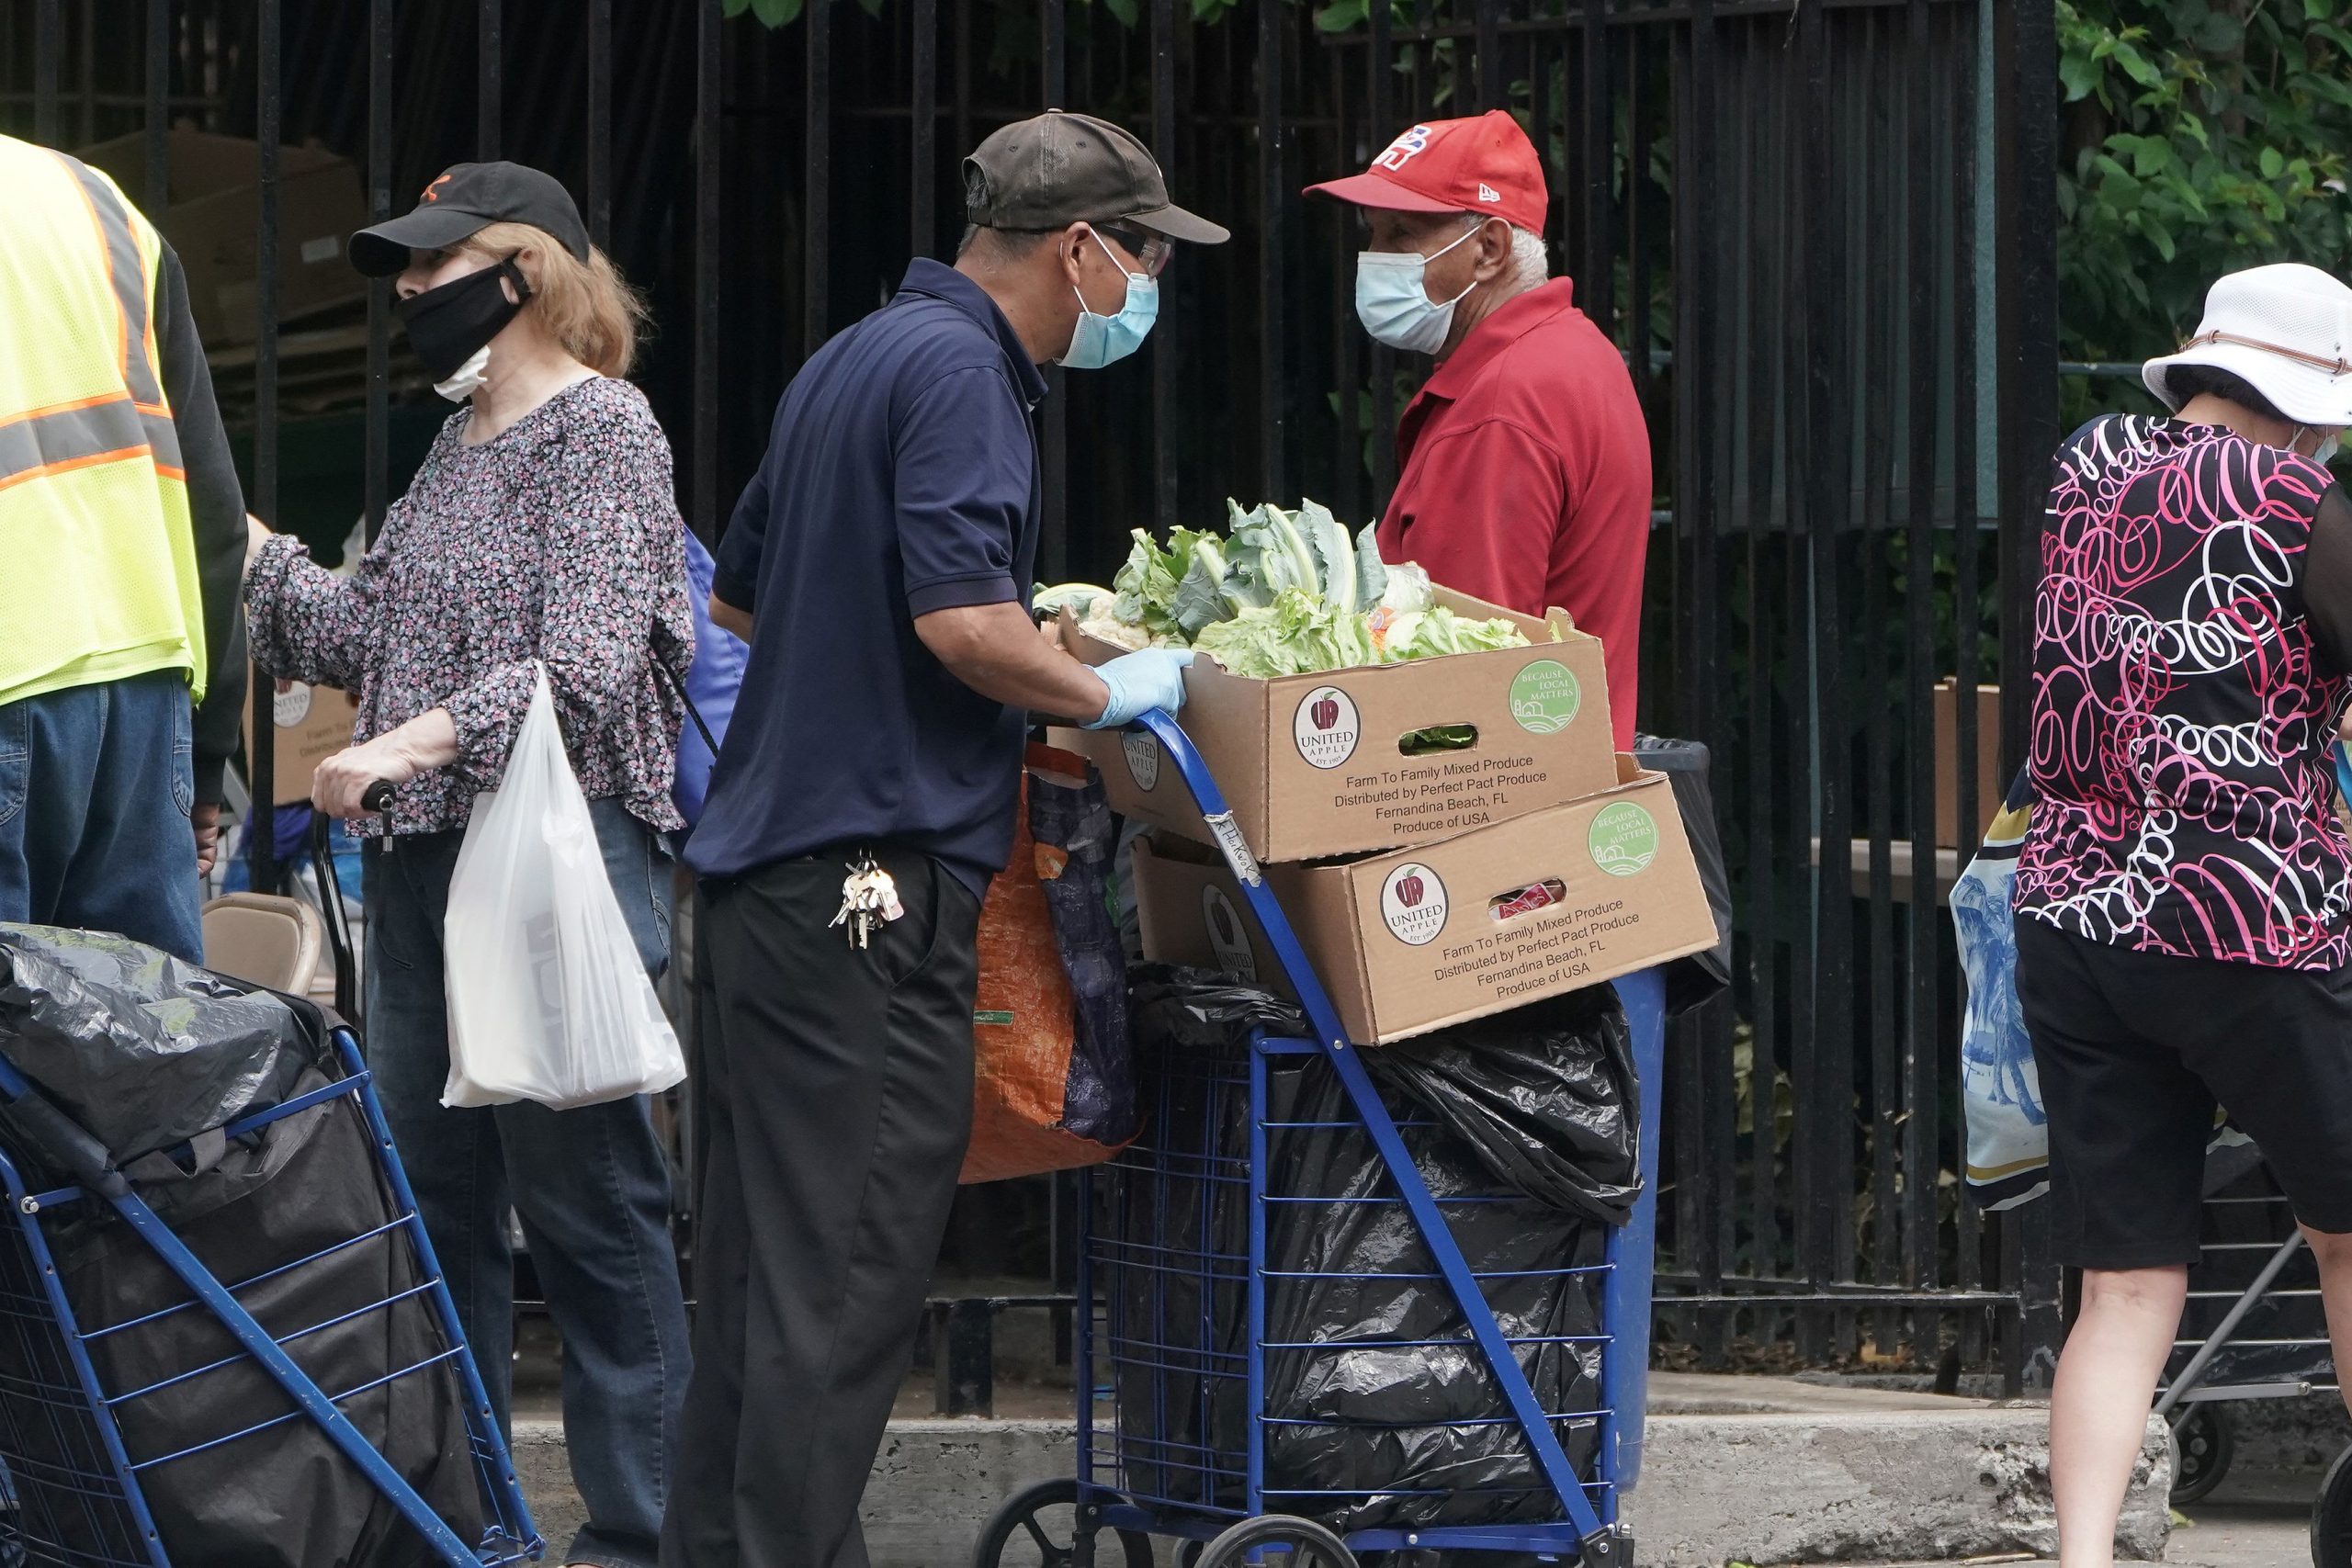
[962,745,1137,1183]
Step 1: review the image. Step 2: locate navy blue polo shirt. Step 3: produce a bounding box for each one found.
[686,259,1046,895]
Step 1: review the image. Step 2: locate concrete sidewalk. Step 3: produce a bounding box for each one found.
[514,1372,2171,1565]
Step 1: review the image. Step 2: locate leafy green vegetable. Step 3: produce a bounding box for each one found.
[1227,502,1320,604]
[1352,520,1389,611]
[1031,498,1525,677]
[1193,587,1376,678]
[1110,528,1184,640]
[1295,499,1361,616]
[1399,724,1480,755]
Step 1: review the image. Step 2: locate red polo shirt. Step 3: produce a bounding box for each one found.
[1375,277,1652,750]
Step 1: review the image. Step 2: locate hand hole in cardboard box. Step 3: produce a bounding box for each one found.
[1488,877,1569,923]
[1397,723,1479,756]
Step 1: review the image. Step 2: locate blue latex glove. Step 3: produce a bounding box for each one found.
[1085,648,1196,729]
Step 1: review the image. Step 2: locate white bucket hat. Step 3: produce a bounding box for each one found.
[2143,262,2352,426]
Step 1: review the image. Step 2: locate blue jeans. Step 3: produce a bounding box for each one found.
[0,670,201,963]
[366,798,690,1568]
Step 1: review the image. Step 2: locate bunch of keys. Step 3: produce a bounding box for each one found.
[831,851,906,949]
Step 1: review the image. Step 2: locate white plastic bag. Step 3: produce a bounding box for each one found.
[442,666,686,1110]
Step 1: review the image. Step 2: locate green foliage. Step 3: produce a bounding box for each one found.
[2056,0,2352,368]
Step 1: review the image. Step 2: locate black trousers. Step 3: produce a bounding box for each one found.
[661,847,981,1568]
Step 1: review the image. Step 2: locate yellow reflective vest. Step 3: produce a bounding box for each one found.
[0,135,207,709]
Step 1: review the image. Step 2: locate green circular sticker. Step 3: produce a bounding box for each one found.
[1510,660,1582,735]
[1588,802,1659,877]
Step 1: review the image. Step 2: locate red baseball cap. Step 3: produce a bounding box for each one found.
[1304,110,1547,234]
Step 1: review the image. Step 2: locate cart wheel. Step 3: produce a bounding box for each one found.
[1195,1515,1359,1568]
[2315,1442,2352,1568]
[971,1479,1154,1568]
[2169,1404,2233,1506]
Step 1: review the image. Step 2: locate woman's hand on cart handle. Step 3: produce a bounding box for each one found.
[359,781,398,815]
[311,709,458,820]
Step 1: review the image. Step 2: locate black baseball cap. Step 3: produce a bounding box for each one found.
[964,110,1227,245]
[348,162,593,276]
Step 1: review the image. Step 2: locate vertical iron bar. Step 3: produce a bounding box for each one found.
[1475,0,1503,112]
[1040,0,1069,578]
[1901,0,1943,1351]
[1742,36,1783,1343]
[588,0,614,251]
[913,0,938,259]
[1580,0,1611,340]
[1258,0,1285,500]
[695,0,721,544]
[365,0,392,545]
[807,0,833,357]
[145,0,170,207]
[1331,47,1362,525]
[477,0,501,159]
[249,0,283,897]
[1151,0,1179,532]
[1625,33,1654,423]
[1996,0,2062,1393]
[1951,0,1987,1360]
[1367,0,1396,511]
[34,0,59,144]
[77,0,93,145]
[1860,14,1900,1335]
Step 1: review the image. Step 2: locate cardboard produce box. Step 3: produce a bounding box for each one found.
[1133,758,1716,1043]
[243,678,360,806]
[1933,681,2005,850]
[1057,589,1616,864]
[75,130,370,348]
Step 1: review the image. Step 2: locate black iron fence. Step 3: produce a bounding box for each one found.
[3,0,2061,1389]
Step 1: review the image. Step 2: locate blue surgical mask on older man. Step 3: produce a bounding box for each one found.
[1353,222,1481,355]
[1060,231,1159,370]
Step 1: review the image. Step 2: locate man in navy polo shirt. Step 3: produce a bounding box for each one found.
[665,112,1225,1568]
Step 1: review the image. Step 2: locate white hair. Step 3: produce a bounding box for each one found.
[1454,212,1551,293]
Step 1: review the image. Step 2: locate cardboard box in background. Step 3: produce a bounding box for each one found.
[1057,589,1617,864]
[75,130,370,348]
[1134,758,1717,1043]
[1934,681,2005,850]
[242,679,360,806]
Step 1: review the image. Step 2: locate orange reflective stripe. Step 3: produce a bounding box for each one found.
[0,446,153,496]
[0,396,176,489]
[46,150,164,411]
[0,391,126,430]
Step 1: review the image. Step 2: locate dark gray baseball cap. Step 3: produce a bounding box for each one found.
[964,110,1228,245]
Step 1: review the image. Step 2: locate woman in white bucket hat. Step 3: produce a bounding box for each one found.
[2015,260,2352,1567]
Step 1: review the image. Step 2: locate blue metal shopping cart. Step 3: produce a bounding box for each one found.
[974,712,1664,1568]
[0,1007,539,1565]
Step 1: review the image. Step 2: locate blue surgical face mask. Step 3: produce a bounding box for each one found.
[2295,423,2344,465]
[1060,231,1159,370]
[1354,223,1481,355]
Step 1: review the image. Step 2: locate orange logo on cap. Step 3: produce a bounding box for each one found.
[421,174,453,203]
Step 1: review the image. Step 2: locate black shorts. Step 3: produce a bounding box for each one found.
[2013,916,2352,1269]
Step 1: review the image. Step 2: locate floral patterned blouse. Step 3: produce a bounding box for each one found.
[244,376,694,837]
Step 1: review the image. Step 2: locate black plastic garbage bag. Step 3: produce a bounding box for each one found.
[1114,969,1637,1535]
[0,925,309,1166]
[0,927,481,1567]
[1631,736,1733,1017]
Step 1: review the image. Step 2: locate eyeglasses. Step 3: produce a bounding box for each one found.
[1096,223,1174,278]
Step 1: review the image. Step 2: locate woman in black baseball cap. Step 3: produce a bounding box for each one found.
[240,163,690,1568]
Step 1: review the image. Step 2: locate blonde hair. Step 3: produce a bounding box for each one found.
[462,221,650,378]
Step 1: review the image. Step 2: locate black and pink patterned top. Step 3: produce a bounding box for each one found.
[2016,415,2352,967]
[244,376,694,837]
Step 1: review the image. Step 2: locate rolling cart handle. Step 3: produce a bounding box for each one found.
[1127,706,1620,1549]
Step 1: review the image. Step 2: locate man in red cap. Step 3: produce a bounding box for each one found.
[1309,111,1651,748]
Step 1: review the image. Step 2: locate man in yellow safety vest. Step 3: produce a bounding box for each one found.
[0,134,249,963]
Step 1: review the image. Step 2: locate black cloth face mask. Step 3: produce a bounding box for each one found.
[394,255,532,381]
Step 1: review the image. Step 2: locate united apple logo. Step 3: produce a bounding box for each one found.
[1293,687,1362,770]
[1380,863,1447,945]
[1396,873,1425,908]
[1312,695,1340,731]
